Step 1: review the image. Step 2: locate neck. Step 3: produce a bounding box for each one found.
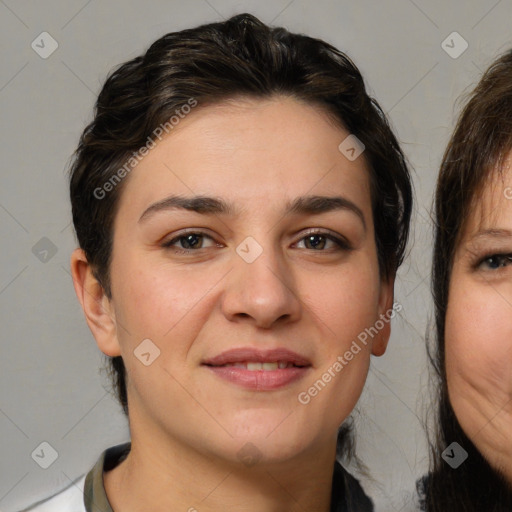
[104,425,338,512]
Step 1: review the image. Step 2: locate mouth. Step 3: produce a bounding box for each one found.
[202,348,312,390]
[208,361,304,370]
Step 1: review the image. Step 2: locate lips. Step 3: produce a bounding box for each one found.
[202,347,311,368]
[202,348,312,390]
[221,361,295,370]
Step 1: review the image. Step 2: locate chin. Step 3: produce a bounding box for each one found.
[227,437,312,468]
[229,408,307,437]
[229,426,319,465]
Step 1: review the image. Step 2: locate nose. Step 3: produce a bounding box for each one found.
[220,241,302,329]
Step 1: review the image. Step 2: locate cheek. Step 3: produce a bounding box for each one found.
[446,283,512,403]
[298,257,382,402]
[111,255,219,347]
[300,255,380,331]
[293,265,379,429]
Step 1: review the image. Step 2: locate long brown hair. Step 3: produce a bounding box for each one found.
[423,49,512,511]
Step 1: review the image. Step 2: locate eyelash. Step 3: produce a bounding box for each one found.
[475,253,512,271]
[161,229,351,254]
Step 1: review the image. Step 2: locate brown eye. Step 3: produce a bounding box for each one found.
[303,234,328,250]
[176,233,203,249]
[162,231,217,251]
[295,231,350,251]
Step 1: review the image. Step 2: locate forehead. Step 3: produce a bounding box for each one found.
[460,154,512,241]
[115,95,372,222]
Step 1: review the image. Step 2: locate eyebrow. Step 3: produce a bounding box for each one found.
[468,228,512,241]
[138,194,366,229]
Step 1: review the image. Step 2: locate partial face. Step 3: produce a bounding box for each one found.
[446,157,512,483]
[104,96,392,466]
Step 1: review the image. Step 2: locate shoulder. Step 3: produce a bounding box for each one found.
[19,474,86,512]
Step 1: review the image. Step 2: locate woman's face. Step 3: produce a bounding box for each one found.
[89,96,392,466]
[446,157,512,483]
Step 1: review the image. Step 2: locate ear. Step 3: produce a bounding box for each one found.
[70,248,121,357]
[371,274,395,357]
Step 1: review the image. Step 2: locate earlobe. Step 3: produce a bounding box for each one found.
[371,275,395,357]
[70,248,121,357]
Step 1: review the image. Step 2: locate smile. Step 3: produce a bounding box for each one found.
[216,361,298,370]
[202,348,312,390]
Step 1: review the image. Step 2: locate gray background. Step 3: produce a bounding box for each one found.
[1,1,511,511]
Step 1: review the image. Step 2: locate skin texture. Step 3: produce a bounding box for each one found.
[446,159,512,485]
[71,96,393,511]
